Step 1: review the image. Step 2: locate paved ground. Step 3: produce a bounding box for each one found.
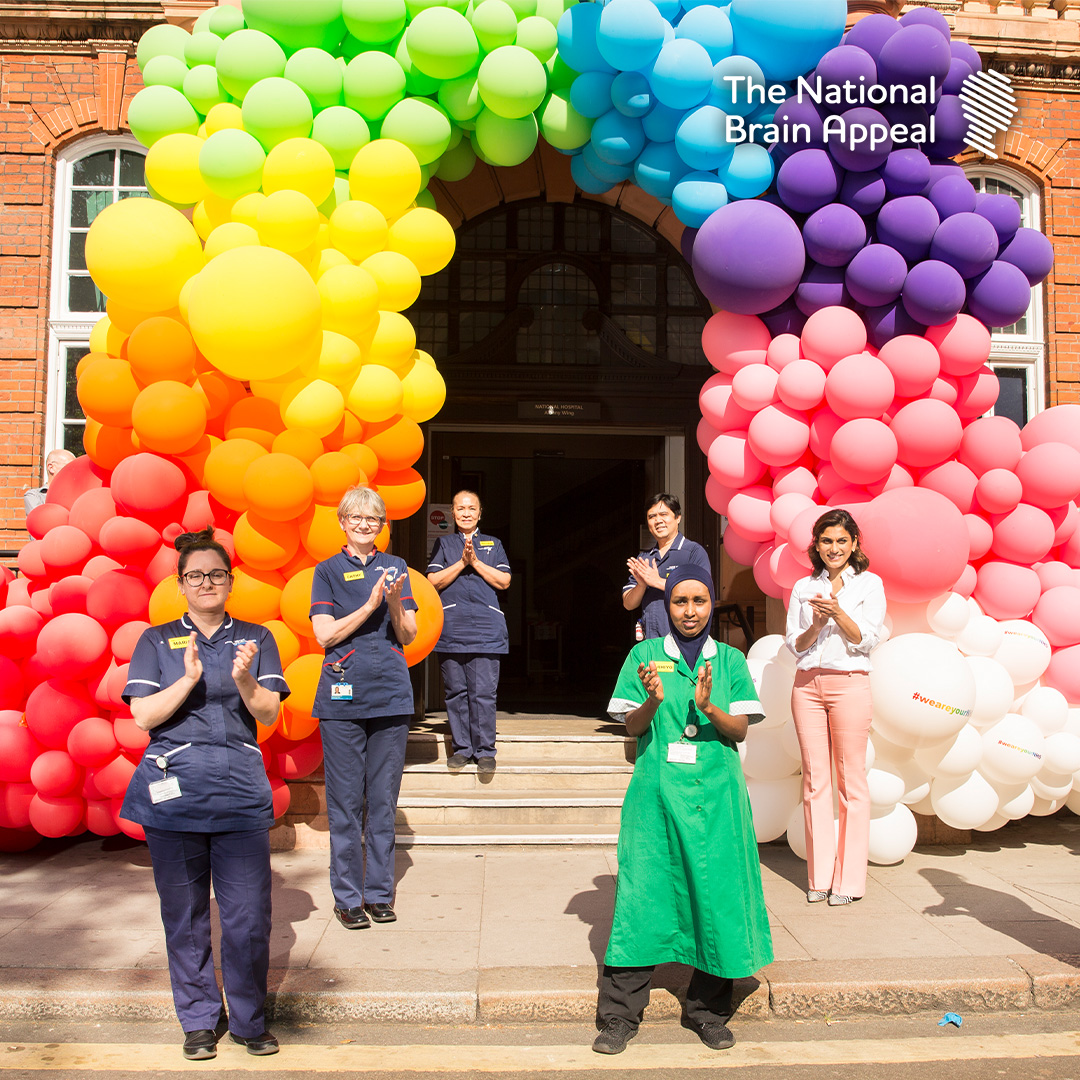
[2,815,1080,1026]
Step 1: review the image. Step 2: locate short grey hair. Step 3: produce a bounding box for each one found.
[338,486,386,522]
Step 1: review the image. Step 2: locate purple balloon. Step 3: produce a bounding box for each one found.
[924,162,965,190]
[845,243,907,307]
[882,148,931,195]
[760,297,807,337]
[899,6,951,38]
[830,106,892,172]
[930,212,999,279]
[902,259,966,326]
[680,226,698,265]
[839,169,886,215]
[863,299,925,347]
[769,96,826,165]
[795,262,849,316]
[974,193,1021,245]
[999,227,1054,286]
[876,195,940,261]
[967,260,1033,327]
[693,200,806,314]
[877,24,952,90]
[943,57,974,95]
[842,13,901,60]
[803,203,867,266]
[925,94,969,159]
[879,100,931,150]
[950,40,982,73]
[776,149,844,214]
[812,45,878,114]
[927,172,977,218]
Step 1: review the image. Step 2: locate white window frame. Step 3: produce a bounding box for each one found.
[45,134,147,458]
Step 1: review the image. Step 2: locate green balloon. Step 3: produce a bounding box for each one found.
[285,48,343,110]
[477,45,547,120]
[534,0,570,26]
[538,89,591,150]
[214,29,287,100]
[208,6,247,37]
[184,65,230,115]
[312,105,371,169]
[414,187,437,210]
[405,8,479,81]
[342,0,406,44]
[502,0,536,17]
[435,137,476,181]
[405,0,450,19]
[381,97,452,165]
[198,128,266,199]
[545,53,576,92]
[515,15,557,61]
[185,31,223,67]
[241,76,314,149]
[469,0,517,53]
[394,34,441,96]
[242,0,346,53]
[343,52,405,120]
[142,55,190,92]
[473,108,537,166]
[136,23,190,72]
[446,122,464,151]
[317,175,352,216]
[127,85,200,147]
[438,71,482,123]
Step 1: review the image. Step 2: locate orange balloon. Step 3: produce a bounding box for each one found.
[203,438,267,510]
[280,546,317,581]
[279,566,316,637]
[375,467,426,520]
[282,653,322,718]
[242,453,315,521]
[148,575,187,624]
[280,705,319,741]
[77,355,141,427]
[272,428,324,466]
[228,567,284,624]
[264,618,301,669]
[340,442,379,480]
[403,567,444,667]
[83,420,137,470]
[233,511,301,570]
[131,381,208,454]
[193,370,247,421]
[322,409,364,450]
[299,502,345,561]
[126,317,197,385]
[225,395,285,450]
[310,451,362,505]
[363,416,424,471]
[174,434,219,488]
[256,712,280,744]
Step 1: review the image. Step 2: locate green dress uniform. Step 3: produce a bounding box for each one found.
[605,634,773,978]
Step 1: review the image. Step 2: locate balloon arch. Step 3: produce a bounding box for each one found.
[1,0,1075,865]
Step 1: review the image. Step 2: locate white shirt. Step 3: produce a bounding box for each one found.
[784,566,887,673]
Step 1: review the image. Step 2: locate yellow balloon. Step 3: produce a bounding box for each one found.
[328,200,387,262]
[186,245,322,380]
[205,102,244,134]
[204,221,261,261]
[192,191,236,240]
[318,263,380,342]
[401,355,448,421]
[250,367,303,402]
[256,189,320,254]
[413,348,437,366]
[300,330,364,385]
[89,316,112,354]
[346,364,403,423]
[263,137,336,205]
[360,250,421,311]
[280,377,346,438]
[149,576,188,624]
[105,298,156,333]
[367,310,416,370]
[314,247,352,278]
[231,191,266,228]
[144,133,208,207]
[386,206,456,276]
[85,197,204,313]
[349,139,421,219]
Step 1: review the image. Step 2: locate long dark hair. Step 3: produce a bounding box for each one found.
[174,526,232,577]
[807,509,870,575]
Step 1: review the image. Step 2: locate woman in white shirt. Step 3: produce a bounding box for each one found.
[785,509,886,907]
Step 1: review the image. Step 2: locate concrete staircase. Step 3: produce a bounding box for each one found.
[272,713,635,850]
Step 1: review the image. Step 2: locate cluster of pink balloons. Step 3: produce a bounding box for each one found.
[699,305,1080,705]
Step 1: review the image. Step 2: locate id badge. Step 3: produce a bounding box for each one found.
[667,742,697,764]
[149,776,182,804]
[331,681,354,701]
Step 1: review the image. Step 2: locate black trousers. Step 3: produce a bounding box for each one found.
[597,965,734,1031]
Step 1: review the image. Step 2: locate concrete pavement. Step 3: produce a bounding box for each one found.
[2,815,1080,1026]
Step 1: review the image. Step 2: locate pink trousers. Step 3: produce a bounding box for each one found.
[791,669,873,898]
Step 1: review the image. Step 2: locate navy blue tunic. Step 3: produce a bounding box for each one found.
[309,548,418,720]
[427,532,511,654]
[120,614,290,833]
[622,533,712,640]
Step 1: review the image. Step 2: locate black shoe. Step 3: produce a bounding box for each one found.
[334,905,371,930]
[213,1010,229,1041]
[182,1029,218,1061]
[230,1031,279,1056]
[476,756,496,774]
[592,1017,636,1054]
[687,1018,735,1050]
[446,753,470,771]
[365,902,396,923]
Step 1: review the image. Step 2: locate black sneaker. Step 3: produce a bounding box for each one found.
[446,753,469,771]
[592,1017,636,1054]
[230,1031,279,1056]
[476,756,496,774]
[182,1029,217,1061]
[689,1019,735,1050]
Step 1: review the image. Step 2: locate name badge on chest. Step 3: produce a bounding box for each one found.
[149,776,182,803]
[331,681,354,701]
[667,742,697,764]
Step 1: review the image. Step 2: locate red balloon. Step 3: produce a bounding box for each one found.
[113,713,151,753]
[111,453,187,516]
[143,543,179,588]
[808,406,844,459]
[30,749,82,797]
[24,678,98,750]
[720,525,765,567]
[25,503,70,539]
[92,752,136,799]
[1045,642,1080,704]
[0,724,43,782]
[747,404,811,467]
[973,560,1042,621]
[0,655,26,711]
[45,455,107,509]
[83,554,124,580]
[918,461,977,514]
[824,353,895,420]
[1021,403,1080,454]
[1015,442,1080,511]
[800,306,867,372]
[963,513,994,561]
[29,585,55,620]
[0,827,41,852]
[111,621,151,663]
[707,431,768,488]
[68,716,119,767]
[752,544,785,599]
[727,486,775,543]
[0,782,35,828]
[28,793,84,838]
[271,776,291,818]
[975,468,1022,516]
[889,398,963,468]
[830,418,897,486]
[85,798,122,837]
[958,415,1023,476]
[182,489,216,532]
[6,577,32,607]
[35,612,110,680]
[68,488,118,544]
[50,575,93,616]
[273,729,323,779]
[991,503,1056,565]
[924,314,991,377]
[705,475,736,516]
[86,570,151,629]
[953,367,1000,419]
[116,812,145,841]
[39,525,93,574]
[98,516,162,568]
[699,374,756,431]
[876,335,940,398]
[17,539,48,581]
[1031,586,1080,648]
[702,311,771,374]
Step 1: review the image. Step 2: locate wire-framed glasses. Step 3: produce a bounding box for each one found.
[344,514,384,528]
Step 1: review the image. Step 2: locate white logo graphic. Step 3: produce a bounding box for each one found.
[958,68,1017,160]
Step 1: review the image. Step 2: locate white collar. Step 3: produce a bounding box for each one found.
[662,633,717,661]
[182,612,233,637]
[814,564,856,584]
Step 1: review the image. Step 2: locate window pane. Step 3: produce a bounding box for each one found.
[459,216,505,250]
[70,189,113,229]
[612,314,657,353]
[667,314,709,364]
[611,216,655,254]
[415,310,448,352]
[459,310,502,350]
[68,232,87,272]
[564,205,602,252]
[993,367,1028,427]
[118,189,152,201]
[667,265,699,308]
[517,205,555,251]
[611,264,657,306]
[518,263,599,364]
[67,275,105,313]
[62,423,85,456]
[459,260,505,302]
[72,150,114,187]
[65,346,89,423]
[119,150,146,186]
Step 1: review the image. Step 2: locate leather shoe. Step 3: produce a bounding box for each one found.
[334,905,371,930]
[182,1029,218,1061]
[230,1031,279,1056]
[365,902,396,923]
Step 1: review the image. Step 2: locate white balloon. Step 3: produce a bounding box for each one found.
[745,776,802,843]
[892,757,932,806]
[870,729,917,763]
[927,592,971,638]
[907,791,936,816]
[867,764,906,809]
[966,596,984,618]
[963,656,1014,730]
[974,812,1009,832]
[980,713,1046,785]
[955,614,1004,657]
[748,633,793,669]
[785,803,807,861]
[867,802,918,864]
[1029,795,1065,817]
[1031,771,1073,801]
[751,659,795,729]
[741,727,801,780]
[930,771,999,830]
[992,620,1052,685]
[1045,731,1080,775]
[1021,686,1069,735]
[913,724,983,778]
[778,715,802,762]
[996,782,1035,820]
[1066,708,1080,738]
[1011,679,1040,708]
[864,736,876,773]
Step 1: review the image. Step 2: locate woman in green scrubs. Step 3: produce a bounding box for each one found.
[593,564,773,1055]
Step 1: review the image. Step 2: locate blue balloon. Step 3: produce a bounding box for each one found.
[582,141,635,184]
[675,5,734,64]
[728,0,846,82]
[673,171,729,228]
[717,142,773,198]
[642,102,684,142]
[649,38,713,110]
[611,71,653,117]
[709,55,767,118]
[557,4,616,75]
[633,140,692,200]
[653,0,682,22]
[570,152,616,194]
[597,0,669,74]
[675,104,735,171]
[591,108,646,165]
[570,72,617,119]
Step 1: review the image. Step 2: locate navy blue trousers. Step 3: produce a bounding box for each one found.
[319,715,409,909]
[144,826,271,1039]
[439,653,500,759]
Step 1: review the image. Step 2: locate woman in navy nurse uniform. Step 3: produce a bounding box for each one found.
[310,486,418,931]
[121,527,289,1061]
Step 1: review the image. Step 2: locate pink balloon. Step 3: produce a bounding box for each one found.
[953,367,1000,419]
[30,750,82,798]
[918,461,977,513]
[808,406,844,459]
[889,398,963,468]
[98,517,162,568]
[721,526,765,567]
[800,306,867,372]
[876,335,940,398]
[927,377,958,406]
[788,504,832,558]
[959,415,1023,475]
[35,612,109,680]
[829,486,874,507]
[39,526,93,575]
[770,492,816,540]
[28,793,84,838]
[1044,643,1080,704]
[1035,561,1078,593]
[824,354,895,420]
[1051,503,1079,546]
[747,404,811,466]
[991,503,1056,564]
[858,487,969,604]
[952,563,977,598]
[964,513,994,560]
[867,463,914,494]
[1031,585,1080,647]
[68,488,118,545]
[708,431,768,487]
[699,373,755,431]
[25,679,98,750]
[702,311,771,374]
[772,465,819,499]
[1015,442,1080,510]
[924,314,992,377]
[26,503,70,540]
[1060,523,1080,569]
[830,418,898,486]
[45,455,106,510]
[973,560,1042,620]
[0,606,44,661]
[975,468,1022,515]
[776,359,826,411]
[816,463,847,500]
[1021,403,1080,453]
[766,333,802,371]
[696,416,720,454]
[769,541,806,590]
[753,544,785,599]
[727,485,775,543]
[731,364,780,411]
[705,475,737,515]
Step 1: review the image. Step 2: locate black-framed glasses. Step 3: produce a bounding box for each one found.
[181,569,231,587]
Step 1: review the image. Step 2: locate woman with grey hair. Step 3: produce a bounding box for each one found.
[309,487,418,930]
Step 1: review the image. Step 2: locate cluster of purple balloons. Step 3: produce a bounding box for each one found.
[688,7,1054,340]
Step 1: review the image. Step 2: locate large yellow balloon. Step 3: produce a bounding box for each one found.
[279,377,346,438]
[263,137,336,205]
[186,245,322,380]
[367,310,416,370]
[203,221,260,261]
[318,263,380,342]
[360,250,422,311]
[144,133,208,207]
[346,364,403,422]
[386,206,456,275]
[328,200,387,262]
[400,356,447,421]
[231,191,266,228]
[349,139,421,219]
[85,197,204,313]
[205,102,244,134]
[256,189,320,253]
[300,330,364,385]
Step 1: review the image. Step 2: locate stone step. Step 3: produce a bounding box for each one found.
[405,731,635,765]
[396,791,626,826]
[400,762,632,792]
